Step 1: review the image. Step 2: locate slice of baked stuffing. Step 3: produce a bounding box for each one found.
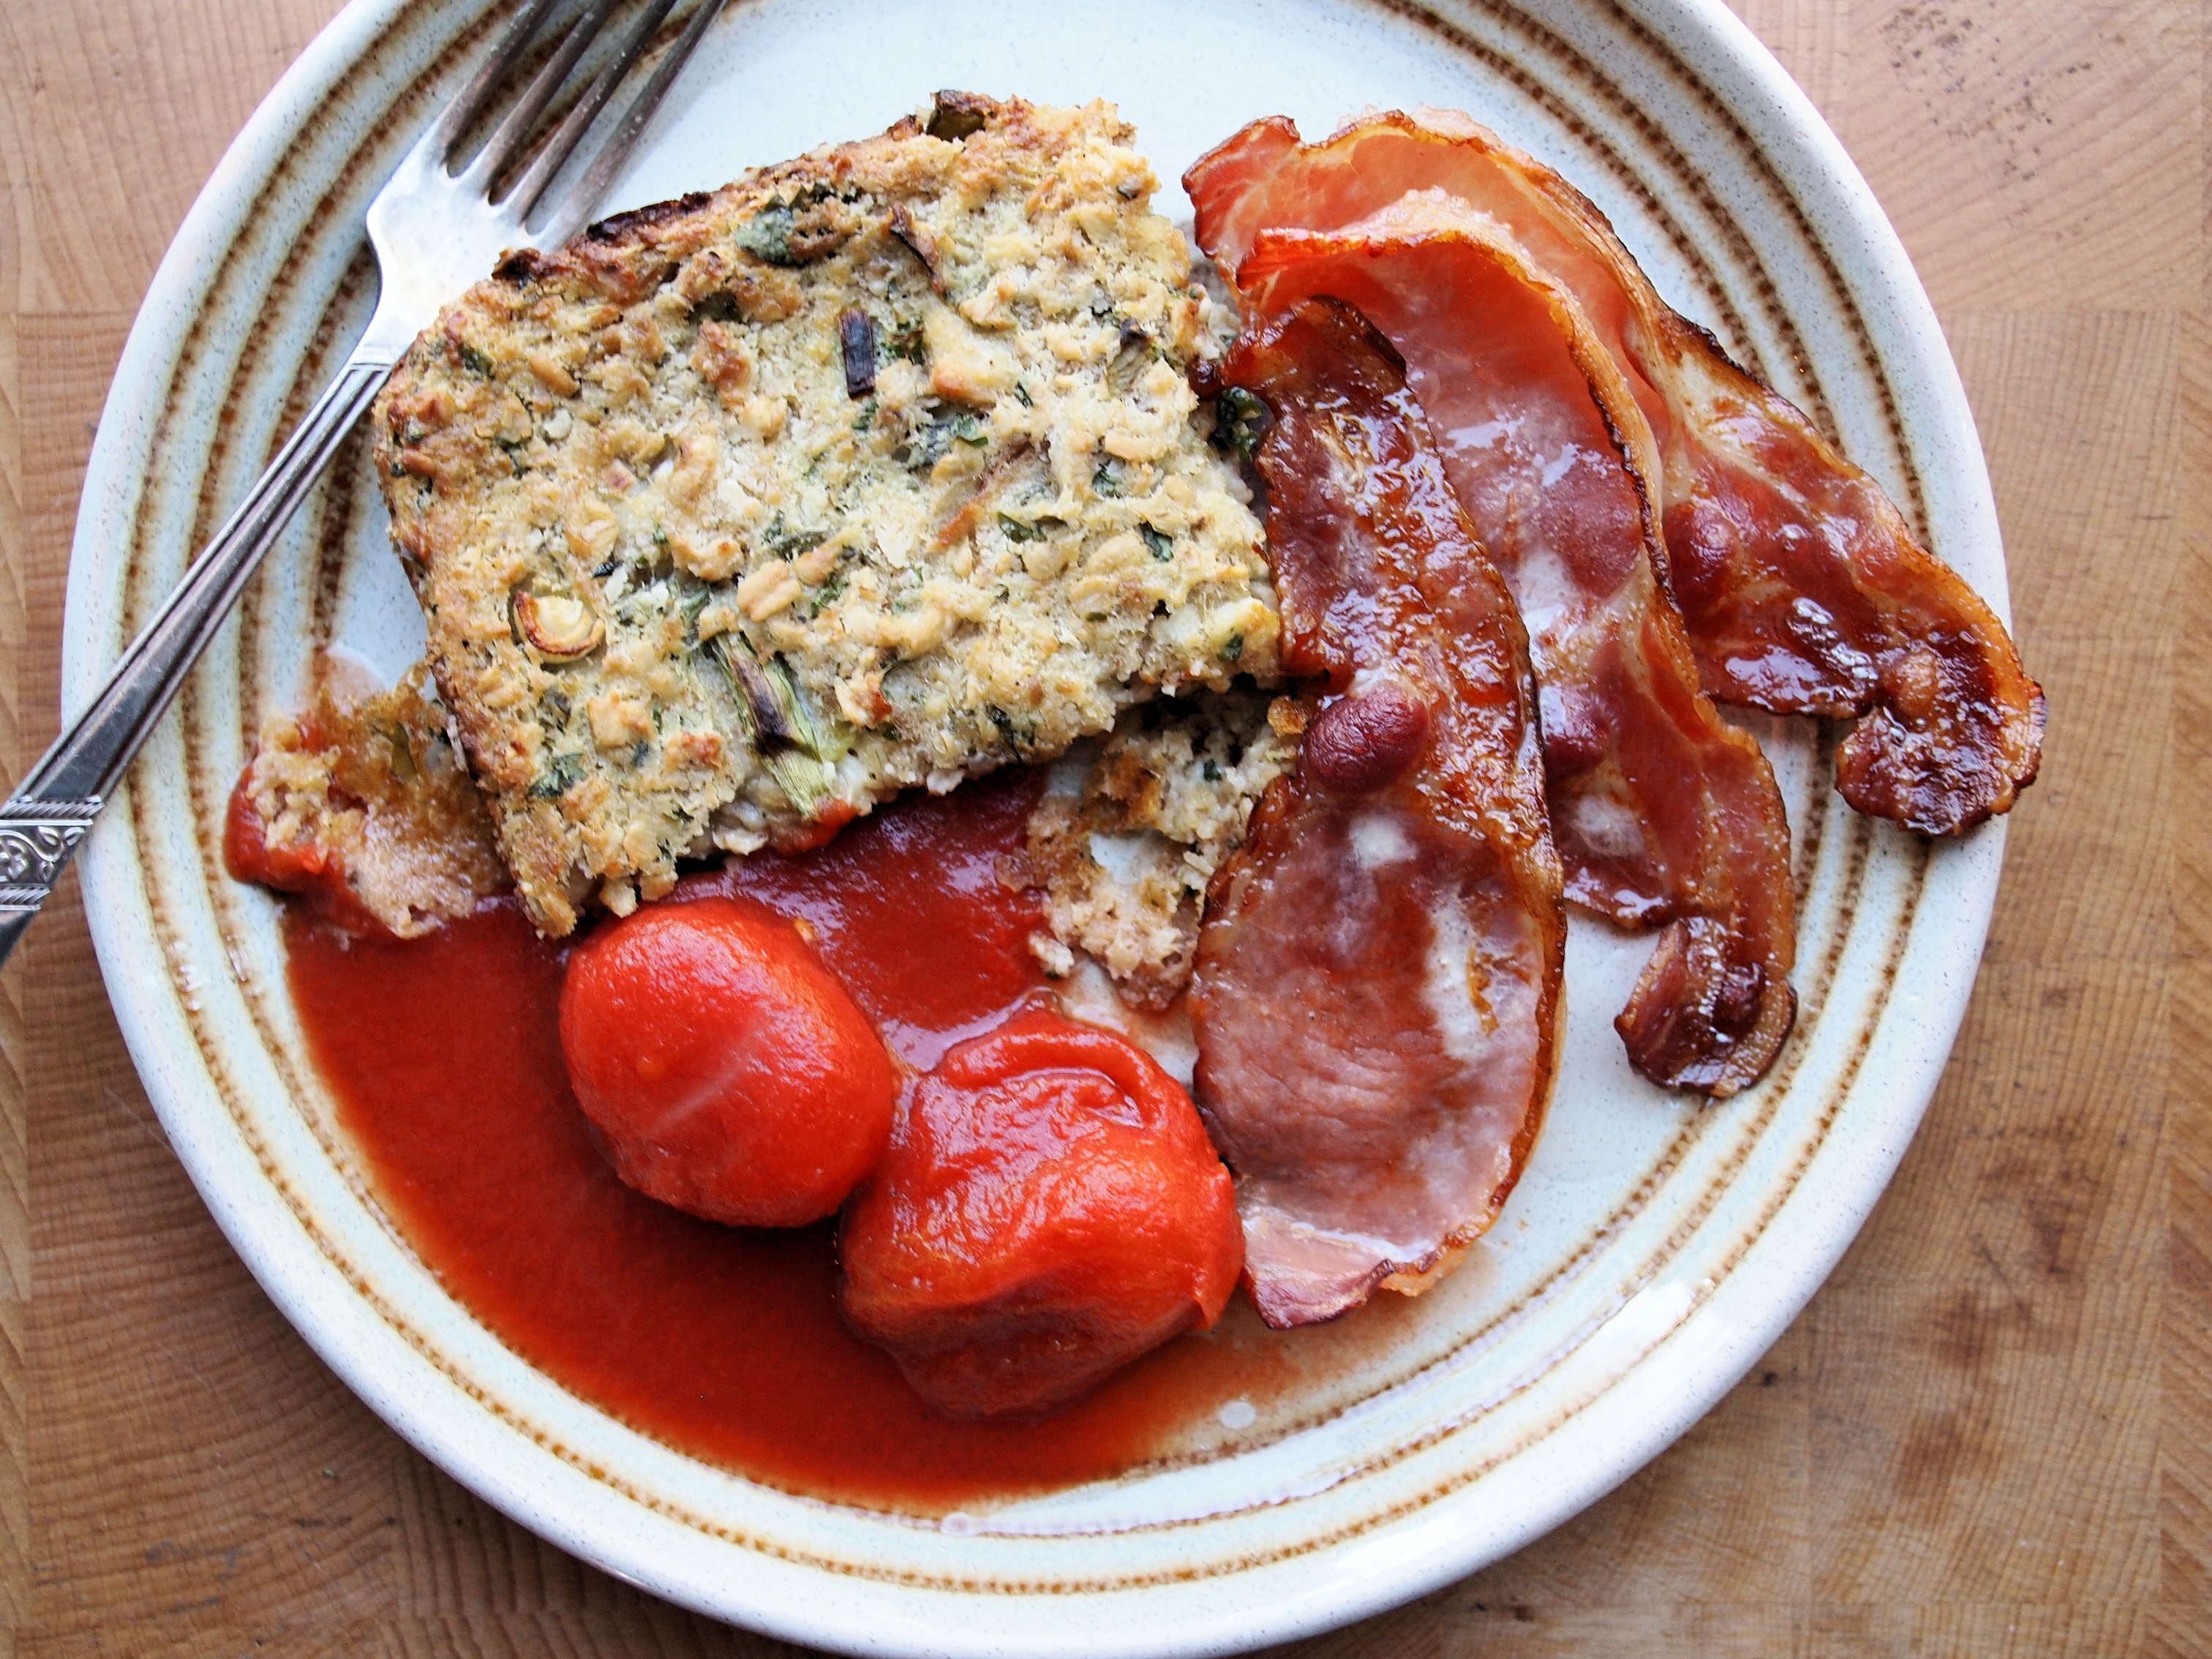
[373,91,1277,933]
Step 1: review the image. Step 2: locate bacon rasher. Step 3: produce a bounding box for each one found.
[1228,193,1798,1096]
[1192,298,1564,1328]
[1186,111,2042,835]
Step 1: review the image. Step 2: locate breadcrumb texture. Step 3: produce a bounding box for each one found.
[372,92,1277,933]
[233,663,508,936]
[1027,691,1299,1006]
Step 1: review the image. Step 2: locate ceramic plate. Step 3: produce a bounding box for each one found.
[66,0,2010,1652]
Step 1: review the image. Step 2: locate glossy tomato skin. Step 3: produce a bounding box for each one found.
[839,1009,1244,1418]
[558,895,898,1227]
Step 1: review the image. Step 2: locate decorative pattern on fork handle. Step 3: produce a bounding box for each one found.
[0,799,104,910]
[0,798,103,961]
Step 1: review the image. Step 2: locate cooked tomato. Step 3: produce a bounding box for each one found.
[839,1009,1244,1418]
[558,895,898,1227]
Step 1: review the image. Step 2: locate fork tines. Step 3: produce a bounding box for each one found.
[420,0,729,247]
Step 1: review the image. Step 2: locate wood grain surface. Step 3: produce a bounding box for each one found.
[0,0,2192,1652]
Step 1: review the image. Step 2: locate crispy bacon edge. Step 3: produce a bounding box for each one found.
[1186,111,2044,837]
[1231,198,1797,1096]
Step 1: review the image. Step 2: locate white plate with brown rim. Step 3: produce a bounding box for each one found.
[66,0,2012,1652]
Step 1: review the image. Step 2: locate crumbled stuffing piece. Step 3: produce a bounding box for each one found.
[1025,690,1301,1006]
[228,662,508,936]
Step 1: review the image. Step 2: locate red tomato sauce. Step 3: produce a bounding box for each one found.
[284,771,1291,1508]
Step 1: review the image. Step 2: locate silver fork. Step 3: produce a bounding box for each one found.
[0,0,730,968]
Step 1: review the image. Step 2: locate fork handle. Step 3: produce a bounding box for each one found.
[0,347,398,970]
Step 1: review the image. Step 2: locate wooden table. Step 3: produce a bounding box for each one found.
[0,0,2189,1651]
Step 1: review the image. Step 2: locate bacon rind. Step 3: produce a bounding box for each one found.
[1193,298,1565,1328]
[1186,111,2044,837]
[1233,198,1797,1096]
